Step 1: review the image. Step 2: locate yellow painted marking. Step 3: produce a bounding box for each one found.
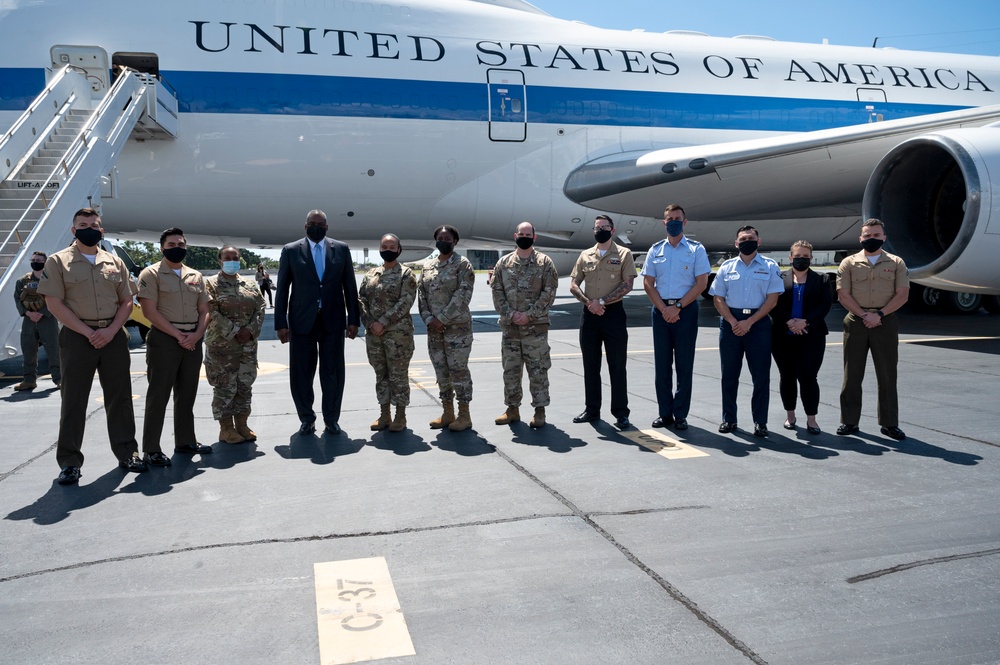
[619,429,710,460]
[314,557,415,665]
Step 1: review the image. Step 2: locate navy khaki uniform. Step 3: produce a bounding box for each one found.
[709,254,783,425]
[36,244,140,470]
[640,237,710,422]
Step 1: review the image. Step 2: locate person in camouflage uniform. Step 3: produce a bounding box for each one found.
[490,222,558,428]
[359,234,417,432]
[418,225,476,431]
[13,250,61,391]
[205,246,266,443]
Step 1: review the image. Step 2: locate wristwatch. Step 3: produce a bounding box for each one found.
[674,301,683,309]
[877,309,886,318]
[598,298,605,306]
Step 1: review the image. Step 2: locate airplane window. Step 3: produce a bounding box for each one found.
[511,99,521,114]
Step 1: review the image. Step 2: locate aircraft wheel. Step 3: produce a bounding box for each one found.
[983,295,1000,314]
[909,284,941,311]
[942,291,983,314]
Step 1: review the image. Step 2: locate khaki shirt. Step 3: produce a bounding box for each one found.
[37,244,136,321]
[491,250,559,326]
[836,250,909,309]
[570,243,636,300]
[138,261,209,328]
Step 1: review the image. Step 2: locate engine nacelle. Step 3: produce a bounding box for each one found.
[863,125,1000,295]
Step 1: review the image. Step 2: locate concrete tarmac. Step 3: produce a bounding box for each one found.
[1,276,999,665]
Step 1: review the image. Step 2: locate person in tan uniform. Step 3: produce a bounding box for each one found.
[137,228,212,466]
[836,218,910,441]
[37,208,146,485]
[569,214,636,430]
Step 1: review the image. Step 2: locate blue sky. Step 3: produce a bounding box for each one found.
[530,0,1000,56]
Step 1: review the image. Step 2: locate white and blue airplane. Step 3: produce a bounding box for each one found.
[1,0,999,313]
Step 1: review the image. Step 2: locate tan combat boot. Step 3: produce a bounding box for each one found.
[495,406,520,425]
[529,407,546,429]
[429,400,455,429]
[389,405,407,432]
[14,379,36,391]
[371,403,391,431]
[449,401,473,431]
[218,416,244,444]
[234,413,257,441]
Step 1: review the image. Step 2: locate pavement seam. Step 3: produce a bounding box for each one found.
[846,547,1000,584]
[488,445,769,665]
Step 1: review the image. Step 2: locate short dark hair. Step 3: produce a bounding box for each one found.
[160,227,185,246]
[218,245,240,260]
[736,225,759,239]
[73,208,100,222]
[433,225,460,242]
[862,218,886,232]
[31,250,47,260]
[664,204,685,218]
[595,214,614,228]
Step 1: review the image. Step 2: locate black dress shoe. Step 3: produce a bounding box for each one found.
[880,426,906,441]
[836,424,859,436]
[143,452,172,467]
[718,421,737,434]
[652,416,673,428]
[324,422,342,436]
[754,423,768,438]
[572,411,598,423]
[673,418,688,430]
[57,466,81,485]
[783,420,797,430]
[174,442,213,454]
[298,421,316,435]
[614,418,631,431]
[119,453,148,472]
[807,425,822,435]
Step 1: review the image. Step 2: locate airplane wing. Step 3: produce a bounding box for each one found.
[564,104,1000,221]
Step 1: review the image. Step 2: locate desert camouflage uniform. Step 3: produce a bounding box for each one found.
[204,274,265,419]
[360,263,417,406]
[418,253,475,402]
[491,250,558,407]
[14,271,61,383]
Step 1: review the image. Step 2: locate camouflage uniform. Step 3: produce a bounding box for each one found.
[13,271,61,383]
[491,250,558,408]
[204,274,266,419]
[418,253,475,402]
[360,263,417,406]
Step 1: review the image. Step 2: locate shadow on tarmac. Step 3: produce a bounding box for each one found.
[509,423,588,453]
[6,468,133,525]
[368,430,433,455]
[273,431,366,464]
[431,429,496,456]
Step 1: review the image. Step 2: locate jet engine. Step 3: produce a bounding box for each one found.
[863,124,1000,297]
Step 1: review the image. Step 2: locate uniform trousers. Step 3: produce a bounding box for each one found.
[719,310,772,425]
[651,304,698,420]
[580,302,629,419]
[366,329,414,406]
[205,342,258,419]
[500,324,551,408]
[771,330,826,415]
[840,312,899,427]
[427,322,473,403]
[142,327,203,452]
[21,315,61,381]
[56,327,138,468]
[289,313,346,426]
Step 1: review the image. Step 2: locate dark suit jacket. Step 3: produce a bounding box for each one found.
[274,237,360,334]
[770,269,833,336]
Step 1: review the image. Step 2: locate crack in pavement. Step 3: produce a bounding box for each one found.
[846,547,1000,584]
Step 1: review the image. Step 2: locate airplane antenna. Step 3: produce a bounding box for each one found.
[872,37,879,48]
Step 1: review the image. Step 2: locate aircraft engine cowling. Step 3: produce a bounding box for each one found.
[863,125,1000,295]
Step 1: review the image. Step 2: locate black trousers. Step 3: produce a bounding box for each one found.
[771,330,826,416]
[289,313,346,426]
[142,327,203,452]
[580,302,629,419]
[841,312,899,427]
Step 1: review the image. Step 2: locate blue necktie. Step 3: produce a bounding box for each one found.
[313,242,325,281]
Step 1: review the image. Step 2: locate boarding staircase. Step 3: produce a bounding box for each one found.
[0,64,177,360]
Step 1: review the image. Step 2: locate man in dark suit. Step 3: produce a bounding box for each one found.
[275,210,360,435]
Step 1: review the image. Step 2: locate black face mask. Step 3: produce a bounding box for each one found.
[74,227,102,247]
[861,238,884,253]
[306,226,327,242]
[515,236,534,250]
[436,240,454,256]
[738,240,759,256]
[594,229,613,244]
[162,247,187,263]
[379,250,400,263]
[30,261,46,272]
[791,257,811,271]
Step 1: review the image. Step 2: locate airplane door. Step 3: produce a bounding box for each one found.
[488,69,526,142]
[857,87,887,122]
[50,45,110,97]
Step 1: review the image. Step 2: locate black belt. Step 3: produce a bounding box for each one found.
[82,319,114,328]
[664,299,681,306]
[731,307,759,318]
[170,321,199,332]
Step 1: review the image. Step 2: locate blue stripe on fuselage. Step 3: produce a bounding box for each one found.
[0,67,967,132]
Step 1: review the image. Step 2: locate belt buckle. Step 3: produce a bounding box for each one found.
[741,309,751,315]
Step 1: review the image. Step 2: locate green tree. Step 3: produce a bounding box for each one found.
[115,241,278,271]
